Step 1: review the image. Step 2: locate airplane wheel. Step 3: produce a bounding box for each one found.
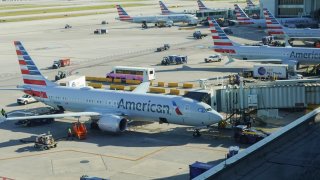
[193,130,201,137]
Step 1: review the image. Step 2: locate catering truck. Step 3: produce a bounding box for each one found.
[253,64,288,79]
[56,75,86,88]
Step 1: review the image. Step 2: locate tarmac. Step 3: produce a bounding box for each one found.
[0,0,309,179]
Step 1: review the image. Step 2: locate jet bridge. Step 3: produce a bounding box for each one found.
[214,79,320,113]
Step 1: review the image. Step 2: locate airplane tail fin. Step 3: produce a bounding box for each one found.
[159,1,172,15]
[246,0,255,7]
[208,17,238,54]
[14,41,57,88]
[197,0,209,11]
[234,4,253,25]
[116,5,133,21]
[263,8,285,36]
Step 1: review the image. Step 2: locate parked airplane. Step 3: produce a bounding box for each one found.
[263,8,320,38]
[233,4,266,28]
[234,4,314,28]
[0,41,223,136]
[116,4,198,28]
[208,17,320,68]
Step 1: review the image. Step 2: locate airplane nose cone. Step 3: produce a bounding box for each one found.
[212,111,223,122]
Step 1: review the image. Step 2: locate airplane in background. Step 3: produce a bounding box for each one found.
[246,0,256,8]
[208,17,320,69]
[197,0,213,12]
[0,41,223,137]
[263,8,320,39]
[233,4,266,28]
[234,4,314,29]
[116,4,198,28]
[159,1,186,15]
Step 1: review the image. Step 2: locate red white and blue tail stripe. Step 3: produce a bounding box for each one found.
[159,1,172,15]
[116,5,133,22]
[263,8,284,36]
[246,0,255,7]
[172,101,182,115]
[209,17,236,54]
[15,41,56,87]
[197,0,209,11]
[234,4,253,25]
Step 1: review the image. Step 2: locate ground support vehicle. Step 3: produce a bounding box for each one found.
[72,122,87,140]
[34,134,57,150]
[65,24,72,29]
[52,58,71,69]
[204,54,222,63]
[156,44,170,52]
[55,71,67,81]
[234,125,269,144]
[17,94,38,105]
[161,55,187,65]
[193,31,207,39]
[94,29,108,34]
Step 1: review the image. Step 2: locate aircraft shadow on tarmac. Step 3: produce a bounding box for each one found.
[0,119,236,151]
[193,25,266,41]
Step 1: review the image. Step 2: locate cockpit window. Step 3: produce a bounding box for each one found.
[206,108,212,112]
[198,108,206,113]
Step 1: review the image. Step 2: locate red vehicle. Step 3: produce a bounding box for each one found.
[52,58,70,69]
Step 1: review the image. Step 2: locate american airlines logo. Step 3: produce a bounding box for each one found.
[118,99,170,114]
[290,51,320,59]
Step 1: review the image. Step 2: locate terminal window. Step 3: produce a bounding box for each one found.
[278,8,303,16]
[278,0,304,5]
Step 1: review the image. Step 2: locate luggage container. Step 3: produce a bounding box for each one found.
[189,161,214,179]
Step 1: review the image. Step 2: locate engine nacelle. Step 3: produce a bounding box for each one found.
[97,114,127,133]
[285,60,299,70]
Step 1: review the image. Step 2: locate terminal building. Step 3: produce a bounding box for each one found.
[260,0,320,18]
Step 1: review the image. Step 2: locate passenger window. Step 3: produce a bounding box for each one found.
[150,71,153,74]
[185,105,190,111]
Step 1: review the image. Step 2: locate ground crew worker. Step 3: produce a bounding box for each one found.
[1,108,7,118]
[67,127,73,140]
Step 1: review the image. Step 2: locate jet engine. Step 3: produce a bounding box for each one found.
[97,114,127,133]
[285,60,300,70]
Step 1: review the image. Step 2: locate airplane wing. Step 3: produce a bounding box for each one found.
[132,81,150,94]
[1,112,101,122]
[0,88,25,91]
[238,59,283,63]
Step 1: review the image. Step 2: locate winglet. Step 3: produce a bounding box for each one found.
[225,56,235,65]
[132,71,150,94]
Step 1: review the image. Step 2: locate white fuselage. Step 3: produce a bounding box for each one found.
[284,27,320,38]
[132,14,198,24]
[29,85,221,127]
[215,45,320,65]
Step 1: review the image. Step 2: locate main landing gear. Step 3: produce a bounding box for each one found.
[193,129,201,137]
